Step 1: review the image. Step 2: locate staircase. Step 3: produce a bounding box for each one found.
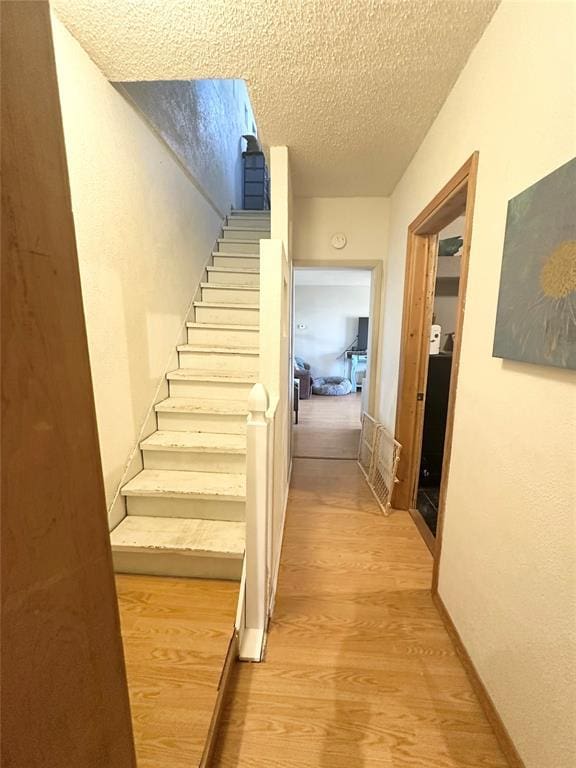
[111,210,270,580]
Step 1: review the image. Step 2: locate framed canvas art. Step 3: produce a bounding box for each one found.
[493,157,576,370]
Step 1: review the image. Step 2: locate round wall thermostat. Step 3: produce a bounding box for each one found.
[331,232,347,249]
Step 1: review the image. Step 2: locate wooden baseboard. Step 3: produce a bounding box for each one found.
[432,593,525,768]
[200,629,237,768]
[408,507,436,555]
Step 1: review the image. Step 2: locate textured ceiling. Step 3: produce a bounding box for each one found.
[53,0,499,196]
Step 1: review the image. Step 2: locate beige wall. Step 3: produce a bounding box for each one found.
[293,197,389,265]
[378,2,576,767]
[52,15,223,526]
[293,197,389,415]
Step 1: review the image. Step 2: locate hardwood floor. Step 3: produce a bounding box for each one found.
[115,574,238,768]
[293,392,362,459]
[212,458,508,767]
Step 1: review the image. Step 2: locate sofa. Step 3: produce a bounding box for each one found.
[294,356,312,399]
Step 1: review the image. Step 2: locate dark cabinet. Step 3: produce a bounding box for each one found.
[242,152,269,210]
[419,354,453,486]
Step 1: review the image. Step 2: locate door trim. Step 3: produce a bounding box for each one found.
[392,152,479,592]
[292,259,383,418]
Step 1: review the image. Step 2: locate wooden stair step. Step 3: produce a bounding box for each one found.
[207,266,260,274]
[155,397,247,415]
[186,322,259,331]
[140,431,246,454]
[216,241,261,249]
[121,469,245,502]
[193,301,259,309]
[201,282,260,291]
[111,515,245,559]
[167,369,257,383]
[176,344,259,355]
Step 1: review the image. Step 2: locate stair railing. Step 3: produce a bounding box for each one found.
[237,148,292,662]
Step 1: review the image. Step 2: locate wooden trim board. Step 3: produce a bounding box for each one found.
[200,630,238,768]
[394,153,478,513]
[433,593,526,768]
[1,3,136,765]
[432,153,479,593]
[408,507,436,555]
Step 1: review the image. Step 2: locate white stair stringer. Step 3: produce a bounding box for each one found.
[111,210,269,581]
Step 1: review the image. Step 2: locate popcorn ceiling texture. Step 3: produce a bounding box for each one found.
[53,0,499,196]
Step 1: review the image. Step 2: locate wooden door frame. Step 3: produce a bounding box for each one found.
[292,259,384,418]
[1,3,136,765]
[393,153,479,591]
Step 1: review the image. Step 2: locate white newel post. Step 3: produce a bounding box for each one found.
[244,382,269,659]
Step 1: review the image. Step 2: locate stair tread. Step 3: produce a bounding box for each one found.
[177,344,259,354]
[194,301,259,309]
[111,515,245,557]
[217,239,262,246]
[207,266,260,274]
[201,282,259,291]
[122,468,245,500]
[186,322,259,331]
[141,430,246,454]
[167,368,257,382]
[213,251,259,258]
[155,397,247,415]
[222,226,269,232]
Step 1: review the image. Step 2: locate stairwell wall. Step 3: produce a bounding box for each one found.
[378,2,576,766]
[52,15,228,527]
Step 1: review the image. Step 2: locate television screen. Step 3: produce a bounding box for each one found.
[358,317,369,351]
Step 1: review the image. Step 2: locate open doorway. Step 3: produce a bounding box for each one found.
[292,268,372,459]
[416,216,465,539]
[394,154,478,582]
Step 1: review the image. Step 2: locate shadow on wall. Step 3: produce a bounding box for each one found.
[114,78,258,215]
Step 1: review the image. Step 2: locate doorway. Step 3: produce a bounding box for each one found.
[416,215,465,539]
[393,154,479,583]
[292,267,374,460]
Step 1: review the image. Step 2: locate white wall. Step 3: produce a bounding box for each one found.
[116,79,256,215]
[52,15,225,526]
[378,2,576,767]
[294,279,370,378]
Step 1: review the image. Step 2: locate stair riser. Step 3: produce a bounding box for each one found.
[222,229,265,241]
[143,449,246,474]
[213,255,260,269]
[113,551,243,580]
[187,326,259,347]
[125,495,245,521]
[226,219,270,231]
[178,350,259,373]
[207,271,259,287]
[157,411,246,434]
[195,305,259,325]
[201,286,259,304]
[216,241,259,254]
[169,379,253,399]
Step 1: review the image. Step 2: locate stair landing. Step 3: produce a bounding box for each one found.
[116,574,238,768]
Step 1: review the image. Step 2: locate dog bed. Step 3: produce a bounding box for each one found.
[312,376,353,396]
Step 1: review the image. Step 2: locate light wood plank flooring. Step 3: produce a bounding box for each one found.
[293,392,362,459]
[213,458,508,767]
[116,574,238,768]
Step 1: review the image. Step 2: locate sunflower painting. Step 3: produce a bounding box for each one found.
[493,157,576,370]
